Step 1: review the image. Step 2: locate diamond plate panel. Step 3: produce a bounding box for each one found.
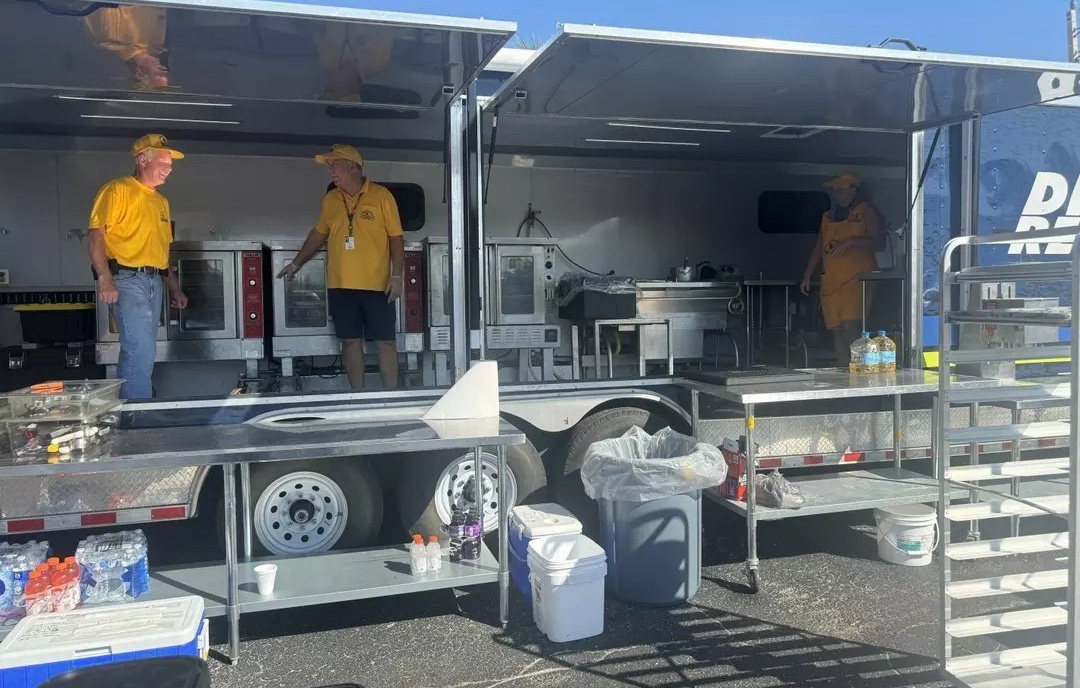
[699,411,931,457]
[696,405,1069,458]
[0,467,201,519]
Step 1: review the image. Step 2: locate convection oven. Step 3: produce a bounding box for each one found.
[267,240,425,362]
[424,236,561,351]
[95,241,266,367]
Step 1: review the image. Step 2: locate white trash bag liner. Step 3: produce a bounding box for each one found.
[581,426,727,502]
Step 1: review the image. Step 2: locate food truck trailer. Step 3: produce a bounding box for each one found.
[0,0,1078,680]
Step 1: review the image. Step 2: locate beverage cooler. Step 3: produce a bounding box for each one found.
[267,240,425,370]
[95,241,266,368]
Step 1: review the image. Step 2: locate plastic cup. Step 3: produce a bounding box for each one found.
[253,564,278,596]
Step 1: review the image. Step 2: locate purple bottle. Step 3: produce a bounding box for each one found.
[448,508,467,562]
[462,511,482,560]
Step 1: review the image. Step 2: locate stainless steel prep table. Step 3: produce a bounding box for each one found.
[0,414,526,664]
[743,279,815,368]
[683,368,999,591]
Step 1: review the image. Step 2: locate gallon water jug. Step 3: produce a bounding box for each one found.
[873,331,897,373]
[849,332,879,374]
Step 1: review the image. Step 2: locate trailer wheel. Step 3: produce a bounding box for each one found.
[219,458,383,556]
[559,407,666,535]
[397,442,547,537]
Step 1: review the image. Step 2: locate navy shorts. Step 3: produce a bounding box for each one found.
[328,288,396,342]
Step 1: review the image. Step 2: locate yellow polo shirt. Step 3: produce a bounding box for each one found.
[315,180,403,291]
[88,176,173,270]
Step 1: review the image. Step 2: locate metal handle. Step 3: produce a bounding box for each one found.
[871,37,927,51]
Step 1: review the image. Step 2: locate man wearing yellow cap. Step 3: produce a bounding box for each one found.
[87,134,188,399]
[278,144,404,389]
[799,172,885,365]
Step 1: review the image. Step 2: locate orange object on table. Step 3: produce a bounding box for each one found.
[29,382,64,395]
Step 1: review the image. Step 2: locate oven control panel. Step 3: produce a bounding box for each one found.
[241,251,264,338]
[402,251,424,334]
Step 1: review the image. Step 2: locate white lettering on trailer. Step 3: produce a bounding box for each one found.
[1012,171,1079,255]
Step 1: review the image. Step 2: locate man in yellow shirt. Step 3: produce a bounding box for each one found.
[88,134,188,399]
[278,144,404,388]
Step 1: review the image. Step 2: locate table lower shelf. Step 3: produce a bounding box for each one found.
[0,544,498,643]
[705,467,954,521]
[144,543,499,617]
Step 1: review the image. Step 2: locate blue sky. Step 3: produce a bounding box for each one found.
[332,0,1071,61]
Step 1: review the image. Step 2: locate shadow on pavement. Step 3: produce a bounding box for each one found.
[462,592,947,687]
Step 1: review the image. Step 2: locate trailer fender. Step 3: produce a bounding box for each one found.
[500,391,688,434]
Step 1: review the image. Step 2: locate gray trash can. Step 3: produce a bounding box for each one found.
[582,426,724,606]
[599,490,702,606]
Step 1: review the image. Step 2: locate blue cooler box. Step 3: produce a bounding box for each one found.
[0,596,205,688]
[509,503,582,603]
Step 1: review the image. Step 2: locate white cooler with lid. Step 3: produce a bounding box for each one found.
[527,534,607,642]
[509,503,582,603]
[0,596,205,688]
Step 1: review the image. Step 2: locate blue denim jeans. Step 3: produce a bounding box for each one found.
[110,272,162,399]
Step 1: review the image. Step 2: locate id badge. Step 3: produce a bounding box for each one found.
[344,236,356,251]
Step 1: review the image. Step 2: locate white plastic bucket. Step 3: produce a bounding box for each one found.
[527,534,607,642]
[874,503,938,566]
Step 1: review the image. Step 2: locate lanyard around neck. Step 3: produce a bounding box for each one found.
[340,189,362,236]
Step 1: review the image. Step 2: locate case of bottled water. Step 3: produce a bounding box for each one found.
[75,529,149,604]
[0,541,50,620]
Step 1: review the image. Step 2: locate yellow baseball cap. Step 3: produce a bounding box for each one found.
[824,172,860,188]
[315,144,364,166]
[131,133,184,159]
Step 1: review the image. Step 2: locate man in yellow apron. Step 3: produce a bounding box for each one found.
[83,5,169,90]
[799,173,885,365]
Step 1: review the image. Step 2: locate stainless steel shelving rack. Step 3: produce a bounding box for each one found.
[936,227,1079,688]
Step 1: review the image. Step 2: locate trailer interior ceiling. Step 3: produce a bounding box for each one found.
[485,24,1080,164]
[0,0,514,149]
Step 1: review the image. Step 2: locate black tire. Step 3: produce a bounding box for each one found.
[218,458,383,557]
[558,407,667,536]
[397,442,547,537]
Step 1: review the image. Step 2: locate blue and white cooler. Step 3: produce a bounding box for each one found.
[508,503,582,603]
[0,596,205,688]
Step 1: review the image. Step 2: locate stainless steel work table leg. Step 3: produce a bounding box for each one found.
[497,445,509,627]
[239,462,253,560]
[222,462,240,664]
[744,403,759,592]
[893,395,902,469]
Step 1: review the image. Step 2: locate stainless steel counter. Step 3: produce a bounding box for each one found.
[636,281,740,361]
[686,367,999,593]
[0,410,524,663]
[0,417,524,478]
[682,368,999,405]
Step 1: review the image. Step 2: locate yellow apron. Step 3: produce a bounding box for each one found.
[84,6,166,62]
[819,201,877,330]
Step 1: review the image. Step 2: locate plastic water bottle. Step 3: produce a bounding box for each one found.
[426,536,443,574]
[409,534,428,576]
[448,508,467,563]
[873,330,897,373]
[462,512,482,561]
[849,332,880,374]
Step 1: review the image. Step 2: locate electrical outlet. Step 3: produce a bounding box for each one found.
[0,269,8,286]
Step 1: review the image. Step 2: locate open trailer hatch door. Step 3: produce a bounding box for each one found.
[0,0,514,145]
[487,24,1080,134]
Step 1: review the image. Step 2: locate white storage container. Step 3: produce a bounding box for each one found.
[0,596,204,688]
[509,503,583,603]
[527,534,606,642]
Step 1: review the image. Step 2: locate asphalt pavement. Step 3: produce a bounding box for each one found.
[202,505,975,688]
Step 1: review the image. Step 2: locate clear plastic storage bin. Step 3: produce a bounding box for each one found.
[5,416,118,457]
[3,380,123,422]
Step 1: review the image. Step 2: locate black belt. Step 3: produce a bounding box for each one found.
[108,260,167,276]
